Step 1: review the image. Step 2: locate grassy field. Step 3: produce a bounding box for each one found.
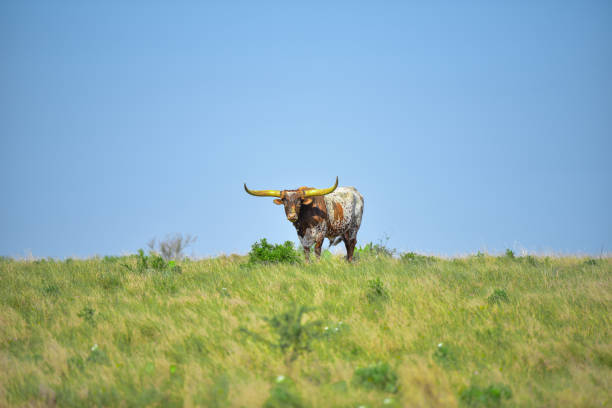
[1,251,610,407]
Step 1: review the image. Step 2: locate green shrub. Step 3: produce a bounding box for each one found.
[149,252,166,270]
[354,242,395,260]
[401,251,418,261]
[77,306,96,326]
[241,304,323,361]
[167,260,182,273]
[124,249,181,273]
[487,289,509,305]
[136,249,148,271]
[266,304,323,358]
[459,383,512,407]
[504,249,515,259]
[319,249,333,260]
[134,248,164,272]
[352,362,398,393]
[248,239,301,265]
[354,235,395,260]
[366,278,389,303]
[400,252,437,263]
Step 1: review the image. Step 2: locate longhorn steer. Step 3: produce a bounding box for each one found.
[244,177,364,262]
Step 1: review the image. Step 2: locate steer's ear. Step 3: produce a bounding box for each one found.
[302,198,313,205]
[273,198,283,205]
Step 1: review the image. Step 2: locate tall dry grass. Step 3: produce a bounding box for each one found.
[0,253,610,407]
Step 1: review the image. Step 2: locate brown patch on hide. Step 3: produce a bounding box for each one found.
[333,202,344,222]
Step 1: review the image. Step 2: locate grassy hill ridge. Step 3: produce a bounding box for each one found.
[1,253,610,407]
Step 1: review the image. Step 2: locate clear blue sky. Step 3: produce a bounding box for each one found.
[1,1,611,258]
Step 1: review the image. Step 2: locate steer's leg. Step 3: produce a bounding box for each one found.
[314,236,324,260]
[344,232,357,262]
[303,246,311,263]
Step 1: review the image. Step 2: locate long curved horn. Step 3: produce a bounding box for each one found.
[244,183,282,197]
[303,176,338,198]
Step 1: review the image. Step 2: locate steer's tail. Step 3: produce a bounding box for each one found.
[328,236,343,247]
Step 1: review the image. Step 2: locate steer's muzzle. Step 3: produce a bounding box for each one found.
[287,214,298,222]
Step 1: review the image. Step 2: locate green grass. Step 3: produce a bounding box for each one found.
[0,254,610,407]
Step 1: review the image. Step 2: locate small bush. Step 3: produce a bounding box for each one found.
[354,234,395,260]
[77,306,96,326]
[136,249,148,271]
[125,249,181,273]
[354,242,395,260]
[148,252,167,270]
[584,258,600,266]
[352,362,398,393]
[504,249,515,259]
[459,383,512,407]
[167,260,182,273]
[401,252,437,263]
[263,376,304,408]
[366,278,390,303]
[248,239,301,265]
[265,304,323,357]
[138,249,166,272]
[241,304,323,361]
[401,251,418,261]
[319,249,333,260]
[487,289,509,305]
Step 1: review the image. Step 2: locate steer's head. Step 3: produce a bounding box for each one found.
[244,177,338,223]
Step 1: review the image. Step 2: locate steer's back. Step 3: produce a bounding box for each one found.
[323,186,364,238]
